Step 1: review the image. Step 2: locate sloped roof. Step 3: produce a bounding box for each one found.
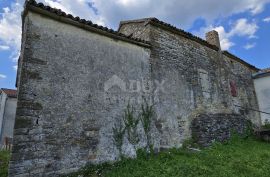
[25,0,259,71]
[119,17,220,51]
[261,68,270,73]
[120,18,259,71]
[253,68,270,79]
[222,51,259,71]
[1,88,17,98]
[24,0,150,47]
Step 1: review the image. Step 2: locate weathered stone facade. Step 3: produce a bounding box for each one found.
[191,114,251,147]
[119,18,260,145]
[9,1,261,176]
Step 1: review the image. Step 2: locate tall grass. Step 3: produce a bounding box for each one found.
[66,137,270,177]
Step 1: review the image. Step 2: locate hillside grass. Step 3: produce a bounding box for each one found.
[67,137,270,177]
[0,150,10,177]
[1,137,269,177]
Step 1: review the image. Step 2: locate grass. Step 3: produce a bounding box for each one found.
[66,137,270,177]
[0,150,10,177]
[1,137,269,177]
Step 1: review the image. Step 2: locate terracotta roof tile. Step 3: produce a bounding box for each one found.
[1,88,17,98]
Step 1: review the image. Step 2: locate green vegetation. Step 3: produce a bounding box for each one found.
[140,99,155,150]
[112,121,125,155]
[0,150,10,177]
[262,120,270,129]
[66,137,270,177]
[123,103,140,145]
[112,100,155,153]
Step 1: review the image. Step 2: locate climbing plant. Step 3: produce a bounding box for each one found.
[113,121,125,155]
[112,100,156,154]
[140,98,155,149]
[123,103,140,145]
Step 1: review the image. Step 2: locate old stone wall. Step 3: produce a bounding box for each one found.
[10,12,151,176]
[191,114,251,147]
[119,21,260,147]
[118,21,151,42]
[222,54,260,125]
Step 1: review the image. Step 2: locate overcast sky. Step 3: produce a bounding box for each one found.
[0,0,270,88]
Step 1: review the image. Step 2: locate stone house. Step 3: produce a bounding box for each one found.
[9,0,262,176]
[0,88,17,150]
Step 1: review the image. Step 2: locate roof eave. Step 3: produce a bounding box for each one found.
[147,20,219,51]
[23,3,151,48]
[222,51,260,71]
[253,70,270,79]
[118,18,260,71]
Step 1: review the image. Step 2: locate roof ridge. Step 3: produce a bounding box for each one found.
[119,17,259,71]
[148,18,220,50]
[25,0,150,46]
[222,51,259,71]
[26,1,259,71]
[119,17,219,51]
[147,18,259,70]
